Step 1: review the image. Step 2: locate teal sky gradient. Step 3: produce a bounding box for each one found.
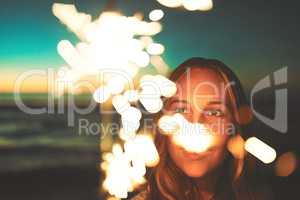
[0,0,299,88]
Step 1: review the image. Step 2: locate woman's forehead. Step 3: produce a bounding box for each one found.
[174,67,226,98]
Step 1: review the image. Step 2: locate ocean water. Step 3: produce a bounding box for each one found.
[0,93,102,200]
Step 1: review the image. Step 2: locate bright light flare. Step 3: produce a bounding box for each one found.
[139,96,163,113]
[52,3,92,40]
[124,134,160,167]
[119,128,136,141]
[131,51,150,67]
[244,137,277,164]
[156,0,213,11]
[123,90,139,102]
[227,135,245,159]
[182,0,203,11]
[122,106,142,121]
[155,75,177,97]
[139,74,177,98]
[112,95,131,114]
[158,115,180,134]
[140,36,153,48]
[121,117,140,133]
[93,86,111,103]
[102,135,160,198]
[57,40,84,70]
[149,9,164,21]
[182,0,213,11]
[146,43,165,55]
[156,0,182,8]
[53,3,169,93]
[275,152,297,177]
[107,76,126,95]
[172,123,213,153]
[139,75,164,113]
[159,113,213,153]
[196,0,213,11]
[104,144,132,199]
[150,55,170,75]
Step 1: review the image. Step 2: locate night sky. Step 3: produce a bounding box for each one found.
[0,0,299,91]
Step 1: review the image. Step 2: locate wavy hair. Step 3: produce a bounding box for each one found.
[142,58,259,200]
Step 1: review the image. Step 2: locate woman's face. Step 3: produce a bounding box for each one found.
[165,67,235,178]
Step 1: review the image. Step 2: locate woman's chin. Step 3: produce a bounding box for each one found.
[185,171,206,178]
[182,165,207,178]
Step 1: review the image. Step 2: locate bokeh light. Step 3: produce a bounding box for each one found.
[244,137,277,164]
[275,152,298,177]
[149,9,165,21]
[156,0,182,8]
[227,134,245,159]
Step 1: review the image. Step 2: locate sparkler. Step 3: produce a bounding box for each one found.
[52,3,172,198]
[52,2,279,199]
[102,135,159,198]
[52,3,168,96]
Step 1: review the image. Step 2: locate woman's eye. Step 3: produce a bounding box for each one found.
[175,107,187,113]
[205,109,224,117]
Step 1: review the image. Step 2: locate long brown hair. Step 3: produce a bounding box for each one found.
[144,58,258,200]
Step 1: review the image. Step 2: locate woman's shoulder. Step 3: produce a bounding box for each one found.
[130,190,148,200]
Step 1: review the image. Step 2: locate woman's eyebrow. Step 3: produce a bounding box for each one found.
[206,100,223,105]
[168,98,189,105]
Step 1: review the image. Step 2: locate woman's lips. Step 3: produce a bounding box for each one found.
[181,148,213,160]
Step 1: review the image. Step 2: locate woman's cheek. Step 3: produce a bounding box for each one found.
[205,116,234,136]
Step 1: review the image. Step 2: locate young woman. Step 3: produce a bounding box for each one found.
[132,57,271,200]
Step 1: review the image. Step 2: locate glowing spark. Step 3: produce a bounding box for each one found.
[156,0,182,8]
[139,96,163,113]
[275,152,298,177]
[131,51,150,67]
[93,86,111,103]
[195,0,214,11]
[107,76,126,95]
[172,120,213,153]
[57,40,85,70]
[149,9,164,21]
[244,137,277,164]
[158,115,180,134]
[138,74,177,113]
[159,113,213,153]
[227,135,245,159]
[119,128,136,141]
[182,0,213,11]
[53,3,169,95]
[52,4,92,40]
[150,55,170,75]
[103,136,159,198]
[156,0,213,11]
[121,117,141,133]
[146,43,165,55]
[182,0,203,11]
[112,95,131,114]
[124,134,160,167]
[155,75,177,97]
[123,90,139,103]
[122,106,142,121]
[139,36,153,48]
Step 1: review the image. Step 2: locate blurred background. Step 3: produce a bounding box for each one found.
[0,0,299,199]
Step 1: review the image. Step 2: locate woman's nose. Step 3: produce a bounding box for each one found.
[192,109,205,124]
